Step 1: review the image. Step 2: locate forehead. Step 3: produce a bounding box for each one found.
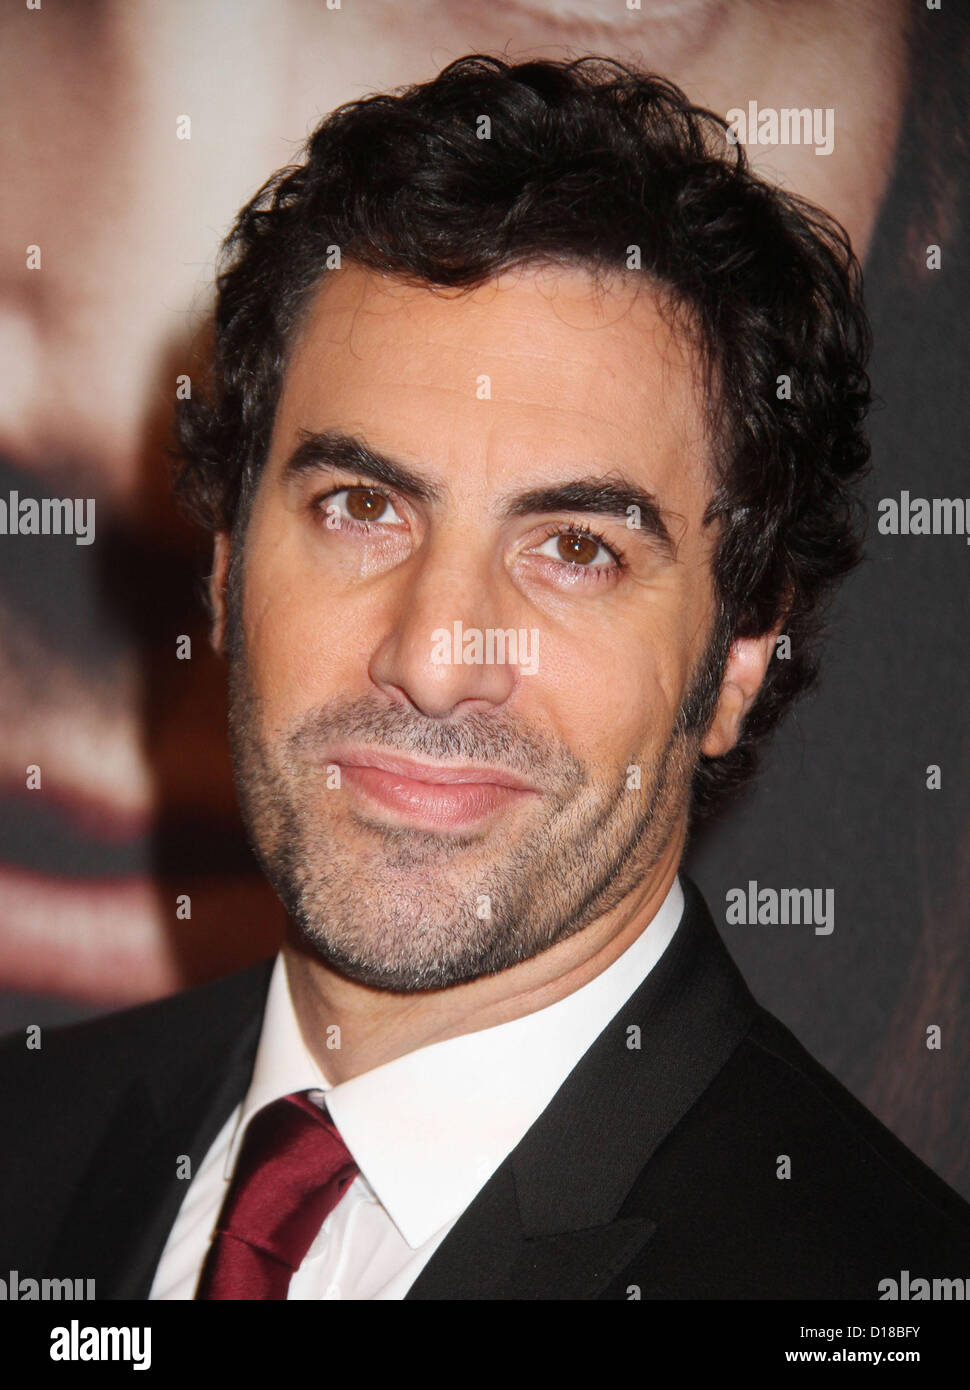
[271,259,711,506]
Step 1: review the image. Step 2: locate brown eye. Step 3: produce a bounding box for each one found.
[345,487,388,522]
[557,532,600,565]
[532,528,622,578]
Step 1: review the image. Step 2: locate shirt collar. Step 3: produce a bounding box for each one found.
[223,955,329,1178]
[227,873,684,1249]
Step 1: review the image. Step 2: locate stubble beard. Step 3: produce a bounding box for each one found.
[224,569,724,993]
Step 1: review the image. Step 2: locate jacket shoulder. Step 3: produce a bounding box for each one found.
[0,959,274,1245]
[616,1004,970,1298]
[743,1008,969,1223]
[0,957,274,1103]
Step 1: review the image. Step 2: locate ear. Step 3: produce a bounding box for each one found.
[208,530,232,657]
[699,623,785,758]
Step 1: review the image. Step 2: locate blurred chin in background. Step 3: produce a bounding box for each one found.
[0,0,909,1004]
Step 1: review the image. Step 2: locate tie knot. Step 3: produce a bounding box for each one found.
[195,1089,359,1299]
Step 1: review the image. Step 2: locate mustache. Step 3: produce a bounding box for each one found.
[283,694,588,790]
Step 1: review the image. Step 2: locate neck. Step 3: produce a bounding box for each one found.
[283,823,686,1084]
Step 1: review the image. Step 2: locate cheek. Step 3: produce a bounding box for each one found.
[530,619,692,775]
[240,530,366,725]
[530,550,708,756]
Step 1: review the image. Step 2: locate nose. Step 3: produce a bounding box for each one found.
[367,539,527,720]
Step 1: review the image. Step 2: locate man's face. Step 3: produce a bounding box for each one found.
[217,261,728,992]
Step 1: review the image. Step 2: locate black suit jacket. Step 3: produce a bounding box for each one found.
[2,873,969,1300]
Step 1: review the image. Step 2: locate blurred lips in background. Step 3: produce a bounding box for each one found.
[0,448,286,1002]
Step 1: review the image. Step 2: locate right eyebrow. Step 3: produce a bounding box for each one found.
[279,429,446,506]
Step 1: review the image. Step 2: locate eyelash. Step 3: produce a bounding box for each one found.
[311,482,628,581]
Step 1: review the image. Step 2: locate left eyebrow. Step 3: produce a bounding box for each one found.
[498,477,678,560]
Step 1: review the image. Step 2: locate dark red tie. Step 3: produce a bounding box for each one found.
[195,1090,359,1300]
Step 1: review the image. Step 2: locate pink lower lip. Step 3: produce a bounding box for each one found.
[339,764,533,830]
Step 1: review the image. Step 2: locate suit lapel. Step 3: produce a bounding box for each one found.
[403,1162,656,1300]
[46,959,274,1299]
[407,874,756,1299]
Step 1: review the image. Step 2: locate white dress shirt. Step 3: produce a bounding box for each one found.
[150,874,684,1300]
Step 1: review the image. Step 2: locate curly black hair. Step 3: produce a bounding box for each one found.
[173,53,872,821]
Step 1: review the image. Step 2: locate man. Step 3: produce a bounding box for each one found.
[2,54,968,1301]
